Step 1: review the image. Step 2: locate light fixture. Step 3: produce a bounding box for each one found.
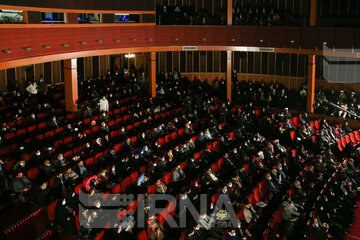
[259,39,264,43]
[43,44,50,49]
[132,38,137,42]
[97,39,103,43]
[80,41,87,45]
[23,47,31,51]
[323,41,327,45]
[114,39,120,42]
[202,38,206,42]
[290,40,295,43]
[63,44,70,48]
[2,49,11,54]
[175,38,179,41]
[125,53,135,58]
[148,38,153,42]
[232,38,236,42]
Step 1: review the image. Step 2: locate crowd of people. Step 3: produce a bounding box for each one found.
[0,67,359,240]
[155,2,306,26]
[315,89,360,120]
[156,3,226,25]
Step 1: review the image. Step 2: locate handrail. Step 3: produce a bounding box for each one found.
[322,99,360,120]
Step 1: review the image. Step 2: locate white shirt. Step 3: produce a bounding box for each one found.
[26,83,38,95]
[99,98,109,112]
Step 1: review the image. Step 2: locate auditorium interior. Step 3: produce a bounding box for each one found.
[0,0,360,240]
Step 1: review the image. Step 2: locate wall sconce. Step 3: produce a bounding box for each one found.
[132,38,137,42]
[63,44,70,48]
[43,45,50,49]
[125,53,135,58]
[323,42,327,45]
[2,49,11,54]
[80,41,87,45]
[202,38,206,42]
[97,40,103,43]
[175,38,179,41]
[290,40,295,43]
[259,39,264,43]
[23,47,31,51]
[114,39,120,42]
[148,38,153,42]
[232,38,236,42]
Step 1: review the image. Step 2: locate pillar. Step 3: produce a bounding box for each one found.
[227,0,233,25]
[310,0,317,26]
[64,59,78,112]
[226,51,232,102]
[307,55,316,113]
[148,52,156,98]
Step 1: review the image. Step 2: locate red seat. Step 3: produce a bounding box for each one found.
[5,132,15,140]
[178,128,184,136]
[194,152,201,159]
[355,131,360,141]
[45,130,54,138]
[126,125,133,131]
[16,128,26,136]
[63,136,73,144]
[110,130,118,138]
[121,177,132,192]
[211,163,219,173]
[290,130,295,141]
[27,167,39,180]
[53,139,63,148]
[127,200,138,213]
[314,120,320,130]
[55,127,64,135]
[47,200,58,222]
[130,171,139,185]
[94,152,104,163]
[94,230,105,240]
[171,132,178,139]
[112,184,121,193]
[64,150,73,159]
[229,132,234,139]
[165,135,171,143]
[138,229,149,240]
[27,125,37,133]
[148,184,157,194]
[73,146,83,154]
[91,126,99,133]
[217,158,223,169]
[74,184,83,194]
[163,172,173,185]
[85,157,94,165]
[158,138,165,146]
[350,133,357,144]
[293,117,299,126]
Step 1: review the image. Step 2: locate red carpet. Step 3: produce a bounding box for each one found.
[346,202,360,240]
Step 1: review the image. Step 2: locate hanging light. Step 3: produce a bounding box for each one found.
[125,53,135,58]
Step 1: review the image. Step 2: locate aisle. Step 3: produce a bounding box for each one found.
[346,202,360,240]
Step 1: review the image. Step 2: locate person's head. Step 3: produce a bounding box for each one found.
[66,167,72,173]
[44,160,51,166]
[40,182,47,190]
[17,172,24,178]
[266,173,271,181]
[19,160,25,167]
[58,153,63,160]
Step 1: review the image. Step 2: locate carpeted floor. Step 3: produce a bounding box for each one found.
[346,202,360,240]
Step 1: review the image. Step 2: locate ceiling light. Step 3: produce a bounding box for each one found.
[132,38,137,42]
[80,41,87,45]
[43,45,50,49]
[97,40,103,43]
[63,44,70,48]
[23,47,31,51]
[259,39,263,43]
[2,49,11,54]
[114,39,120,42]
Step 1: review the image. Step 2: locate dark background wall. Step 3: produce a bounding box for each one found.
[0,0,155,11]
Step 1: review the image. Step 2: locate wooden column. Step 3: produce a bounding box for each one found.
[310,0,317,26]
[226,51,232,102]
[149,52,156,98]
[64,59,78,112]
[307,55,316,113]
[22,11,28,24]
[227,0,233,25]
